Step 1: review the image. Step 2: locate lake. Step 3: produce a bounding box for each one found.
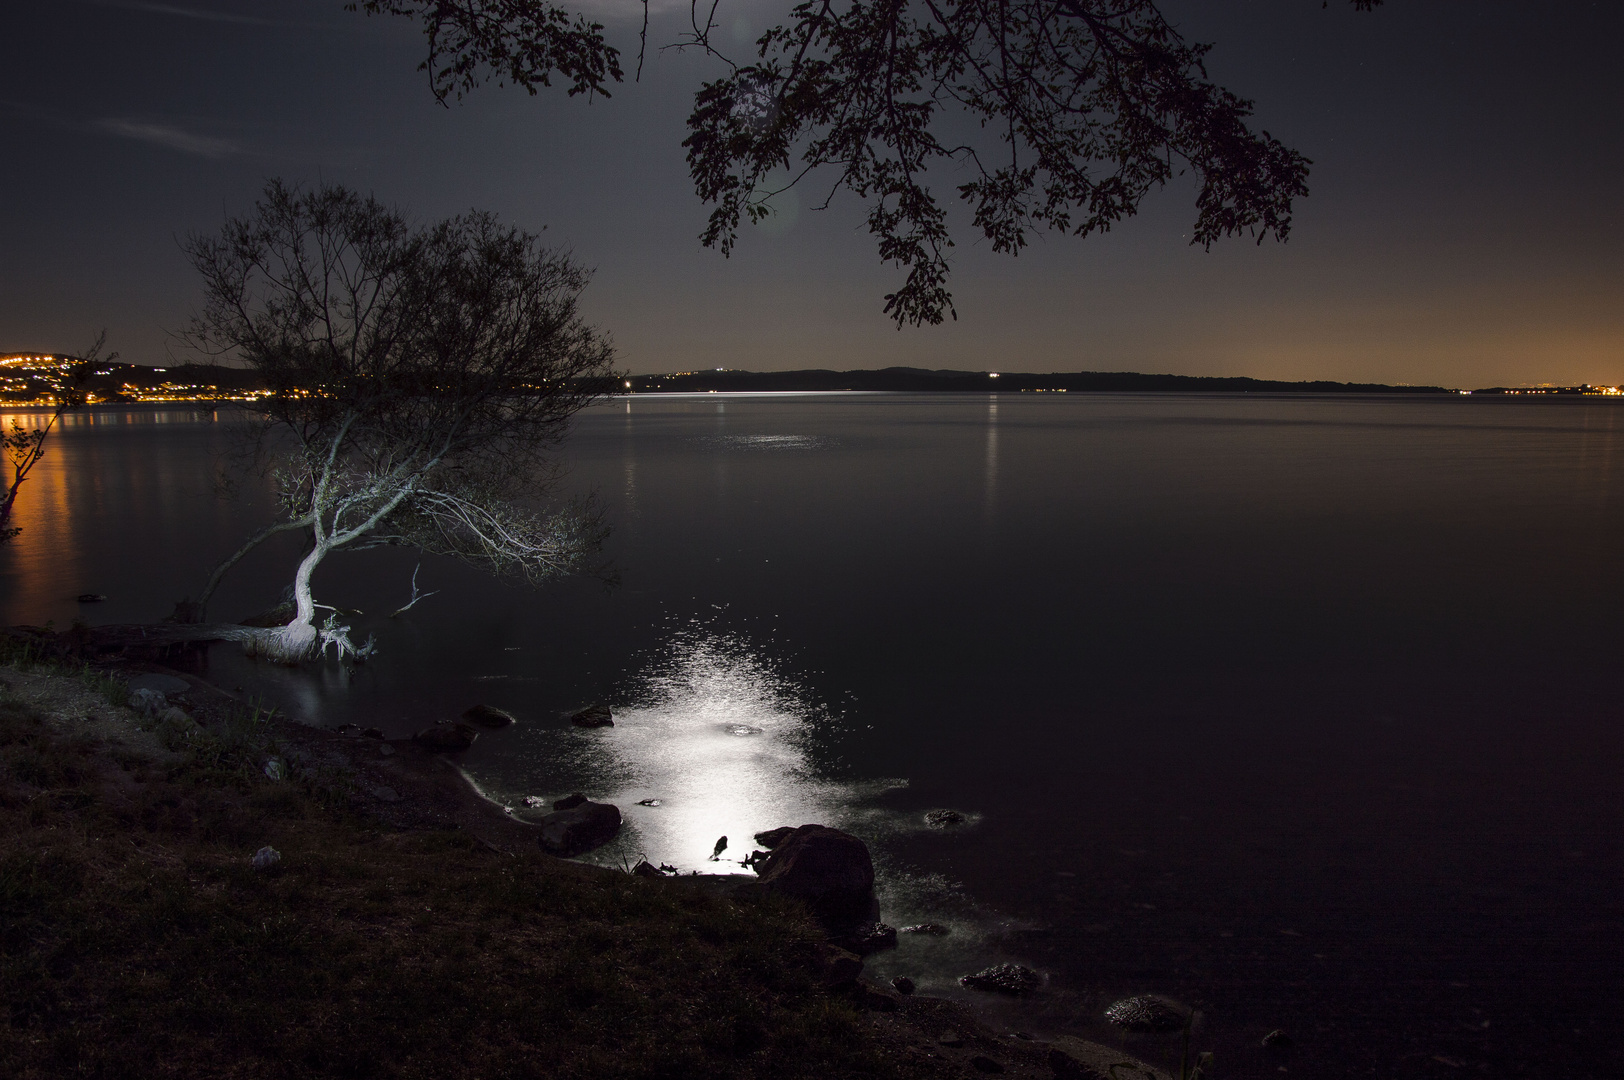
[4,393,1622,1078]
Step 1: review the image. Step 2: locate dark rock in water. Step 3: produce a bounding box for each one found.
[815,944,863,989]
[632,859,666,878]
[362,727,384,739]
[333,723,363,737]
[839,922,898,955]
[569,704,614,727]
[76,593,107,603]
[754,824,879,932]
[413,722,478,751]
[925,808,966,828]
[900,922,951,936]
[1261,1029,1292,1048]
[753,826,796,849]
[725,723,762,736]
[637,798,662,807]
[960,964,1042,994]
[969,1056,1006,1074]
[462,704,516,728]
[891,976,915,996]
[1104,995,1190,1032]
[552,792,588,810]
[537,800,621,857]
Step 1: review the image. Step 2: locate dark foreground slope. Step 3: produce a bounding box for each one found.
[0,648,1108,1080]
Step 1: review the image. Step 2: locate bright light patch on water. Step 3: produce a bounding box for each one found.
[575,629,844,873]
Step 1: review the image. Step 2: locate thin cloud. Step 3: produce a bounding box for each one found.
[98,119,242,158]
[84,1,306,28]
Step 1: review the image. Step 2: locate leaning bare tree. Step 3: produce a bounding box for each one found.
[181,180,617,663]
[351,0,1382,325]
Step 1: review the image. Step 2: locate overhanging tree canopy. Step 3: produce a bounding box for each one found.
[352,0,1382,325]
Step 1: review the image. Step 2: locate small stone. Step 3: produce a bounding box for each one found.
[569,704,614,727]
[816,945,863,989]
[853,984,899,1012]
[251,846,281,869]
[925,808,966,828]
[413,722,477,751]
[263,759,285,781]
[969,1056,1005,1074]
[960,964,1041,994]
[842,922,898,955]
[637,798,662,807]
[1262,1029,1292,1048]
[891,976,915,995]
[523,795,546,808]
[900,922,950,936]
[379,744,395,756]
[462,704,516,728]
[367,785,401,802]
[362,727,385,739]
[128,673,191,696]
[1104,994,1190,1032]
[537,800,621,857]
[552,792,587,810]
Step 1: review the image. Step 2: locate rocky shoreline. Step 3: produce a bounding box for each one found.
[1,626,1186,1080]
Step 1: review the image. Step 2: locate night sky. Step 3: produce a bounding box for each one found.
[4,0,1622,385]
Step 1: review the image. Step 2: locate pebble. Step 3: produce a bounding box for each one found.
[960,964,1041,994]
[1104,994,1190,1032]
[900,922,951,936]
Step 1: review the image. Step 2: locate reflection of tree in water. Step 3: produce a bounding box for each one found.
[579,628,846,873]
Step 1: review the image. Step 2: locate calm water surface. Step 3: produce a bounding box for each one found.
[4,394,1622,1078]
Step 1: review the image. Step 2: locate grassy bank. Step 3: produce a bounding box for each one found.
[0,657,945,1080]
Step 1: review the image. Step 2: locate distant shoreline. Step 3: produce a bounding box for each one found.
[623,368,1621,396]
[5,359,1622,404]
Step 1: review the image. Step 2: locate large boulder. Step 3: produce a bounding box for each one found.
[537,800,621,857]
[753,824,878,931]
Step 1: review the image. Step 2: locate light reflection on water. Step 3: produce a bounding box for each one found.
[542,627,852,873]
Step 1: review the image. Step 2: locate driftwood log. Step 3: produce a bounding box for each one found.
[7,622,281,662]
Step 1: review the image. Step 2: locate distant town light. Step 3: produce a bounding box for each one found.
[988,372,999,378]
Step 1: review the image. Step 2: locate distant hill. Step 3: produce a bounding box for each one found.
[624,367,1458,394]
